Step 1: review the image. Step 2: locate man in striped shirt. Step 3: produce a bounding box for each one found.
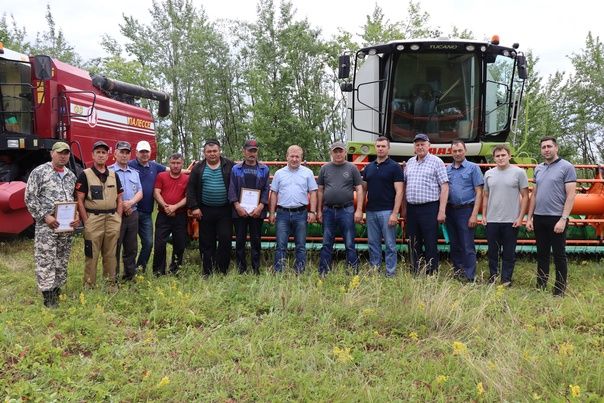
[187,140,234,275]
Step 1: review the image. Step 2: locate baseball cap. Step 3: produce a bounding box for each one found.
[136,140,151,152]
[330,141,346,151]
[244,139,259,150]
[116,141,131,151]
[92,141,110,151]
[52,142,70,152]
[413,133,429,142]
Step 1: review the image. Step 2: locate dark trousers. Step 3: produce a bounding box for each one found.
[152,212,187,275]
[199,205,233,275]
[486,223,518,283]
[407,201,440,274]
[117,210,138,280]
[534,215,568,294]
[234,217,263,274]
[445,206,477,280]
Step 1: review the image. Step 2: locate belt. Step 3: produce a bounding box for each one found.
[86,208,117,215]
[325,201,354,209]
[447,203,474,209]
[409,201,439,206]
[277,205,307,212]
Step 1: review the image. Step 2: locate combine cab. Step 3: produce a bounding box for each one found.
[336,37,604,253]
[0,44,169,235]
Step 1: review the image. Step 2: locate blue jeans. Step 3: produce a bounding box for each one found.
[366,210,398,275]
[406,201,440,274]
[318,205,359,274]
[274,209,308,273]
[136,211,153,270]
[445,205,477,280]
[486,223,518,283]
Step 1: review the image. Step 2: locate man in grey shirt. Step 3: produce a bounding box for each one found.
[482,145,529,286]
[526,136,576,296]
[317,141,364,276]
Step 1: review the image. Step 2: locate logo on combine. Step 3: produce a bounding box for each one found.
[87,108,98,128]
[428,44,459,50]
[429,146,452,155]
[128,117,152,129]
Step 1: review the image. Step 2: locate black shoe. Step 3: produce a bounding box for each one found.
[487,275,497,284]
[42,290,57,308]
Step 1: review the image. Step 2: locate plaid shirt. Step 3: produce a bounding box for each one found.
[404,153,448,204]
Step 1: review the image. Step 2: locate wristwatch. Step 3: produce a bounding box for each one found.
[561,216,568,221]
[309,211,316,215]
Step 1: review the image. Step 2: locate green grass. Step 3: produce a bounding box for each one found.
[1,237,603,401]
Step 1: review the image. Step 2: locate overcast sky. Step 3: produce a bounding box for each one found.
[3,0,602,77]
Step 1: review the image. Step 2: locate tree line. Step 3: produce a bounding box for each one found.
[1,0,603,163]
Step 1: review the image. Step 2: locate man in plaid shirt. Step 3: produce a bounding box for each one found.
[403,133,449,275]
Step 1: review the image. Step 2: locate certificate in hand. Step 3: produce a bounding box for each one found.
[240,188,261,214]
[54,202,77,232]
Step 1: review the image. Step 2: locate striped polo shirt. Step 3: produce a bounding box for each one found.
[201,165,228,206]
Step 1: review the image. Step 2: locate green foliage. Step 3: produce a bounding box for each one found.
[1,238,603,401]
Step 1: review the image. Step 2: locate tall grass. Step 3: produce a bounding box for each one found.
[1,237,603,401]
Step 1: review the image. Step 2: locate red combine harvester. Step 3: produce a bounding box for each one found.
[0,44,169,235]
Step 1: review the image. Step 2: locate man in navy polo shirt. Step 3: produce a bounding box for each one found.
[445,140,483,282]
[404,133,449,275]
[128,140,167,272]
[362,136,404,276]
[526,136,576,296]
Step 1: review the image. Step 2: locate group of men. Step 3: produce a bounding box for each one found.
[24,133,575,307]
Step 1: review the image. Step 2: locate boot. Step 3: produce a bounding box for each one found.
[53,288,61,304]
[42,290,57,308]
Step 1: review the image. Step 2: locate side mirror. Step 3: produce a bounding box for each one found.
[517,54,528,80]
[340,82,353,92]
[338,54,350,79]
[32,55,53,80]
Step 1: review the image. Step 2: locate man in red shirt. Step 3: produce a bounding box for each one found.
[152,153,189,275]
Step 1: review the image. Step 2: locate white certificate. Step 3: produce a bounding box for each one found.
[240,188,261,214]
[54,202,77,232]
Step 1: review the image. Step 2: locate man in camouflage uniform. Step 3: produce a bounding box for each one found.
[25,142,79,307]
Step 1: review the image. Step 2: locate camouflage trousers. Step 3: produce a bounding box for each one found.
[34,224,73,291]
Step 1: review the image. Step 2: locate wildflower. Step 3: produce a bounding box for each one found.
[317,278,323,287]
[476,382,485,396]
[435,375,448,385]
[79,292,86,305]
[569,384,580,398]
[495,285,505,297]
[157,376,170,387]
[339,286,346,293]
[59,293,67,302]
[362,308,375,316]
[95,303,104,313]
[558,342,574,357]
[156,287,165,297]
[332,346,353,363]
[487,360,496,370]
[531,392,542,400]
[349,275,361,290]
[452,341,468,356]
[135,274,145,283]
[418,303,425,311]
[408,331,419,341]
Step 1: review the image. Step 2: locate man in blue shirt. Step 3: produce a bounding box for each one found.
[362,136,404,276]
[110,141,142,281]
[269,145,318,273]
[403,133,449,275]
[128,140,166,272]
[445,140,483,282]
[228,140,270,274]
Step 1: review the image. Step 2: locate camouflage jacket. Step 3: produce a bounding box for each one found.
[25,162,77,223]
